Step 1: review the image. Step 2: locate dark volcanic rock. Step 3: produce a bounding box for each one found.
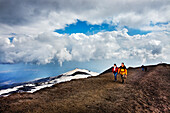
[68,71,91,76]
[0,64,169,113]
[17,86,35,91]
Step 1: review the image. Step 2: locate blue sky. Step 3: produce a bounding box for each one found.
[150,21,169,26]
[124,26,151,36]
[55,20,151,36]
[8,37,14,43]
[55,20,117,35]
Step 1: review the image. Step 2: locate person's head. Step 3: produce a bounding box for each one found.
[114,64,117,67]
[121,62,124,67]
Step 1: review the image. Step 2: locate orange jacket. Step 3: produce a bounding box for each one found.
[118,66,127,75]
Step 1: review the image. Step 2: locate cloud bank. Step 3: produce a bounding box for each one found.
[0,0,170,35]
[0,0,170,65]
[0,29,169,65]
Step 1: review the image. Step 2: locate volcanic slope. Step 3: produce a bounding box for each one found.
[0,64,169,113]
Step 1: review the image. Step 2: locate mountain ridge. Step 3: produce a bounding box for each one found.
[0,63,169,112]
[0,68,99,97]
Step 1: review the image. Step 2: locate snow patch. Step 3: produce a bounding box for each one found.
[0,68,99,97]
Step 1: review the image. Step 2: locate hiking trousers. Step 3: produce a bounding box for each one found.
[120,74,126,83]
[113,72,118,81]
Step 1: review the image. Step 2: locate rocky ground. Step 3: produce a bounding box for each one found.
[0,64,169,113]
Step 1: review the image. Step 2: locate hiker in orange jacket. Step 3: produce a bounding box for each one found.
[112,64,118,81]
[118,62,127,84]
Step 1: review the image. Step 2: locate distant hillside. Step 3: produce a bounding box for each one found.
[0,68,99,97]
[0,64,169,113]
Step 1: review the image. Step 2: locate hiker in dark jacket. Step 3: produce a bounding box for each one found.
[141,65,147,71]
[112,64,118,81]
[145,66,147,72]
[118,63,127,84]
[141,65,145,71]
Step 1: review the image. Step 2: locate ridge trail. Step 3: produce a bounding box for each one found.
[0,64,169,113]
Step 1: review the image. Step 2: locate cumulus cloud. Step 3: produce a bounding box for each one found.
[0,0,169,65]
[0,0,170,35]
[0,29,169,65]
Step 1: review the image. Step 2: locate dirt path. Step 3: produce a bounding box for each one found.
[0,64,169,113]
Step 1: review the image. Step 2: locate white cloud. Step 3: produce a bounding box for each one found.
[0,0,169,65]
[141,22,170,32]
[0,80,13,85]
[0,0,170,35]
[0,29,169,65]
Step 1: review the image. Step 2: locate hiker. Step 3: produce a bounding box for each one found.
[141,65,145,71]
[118,62,127,84]
[145,66,147,72]
[141,65,147,71]
[112,64,118,81]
